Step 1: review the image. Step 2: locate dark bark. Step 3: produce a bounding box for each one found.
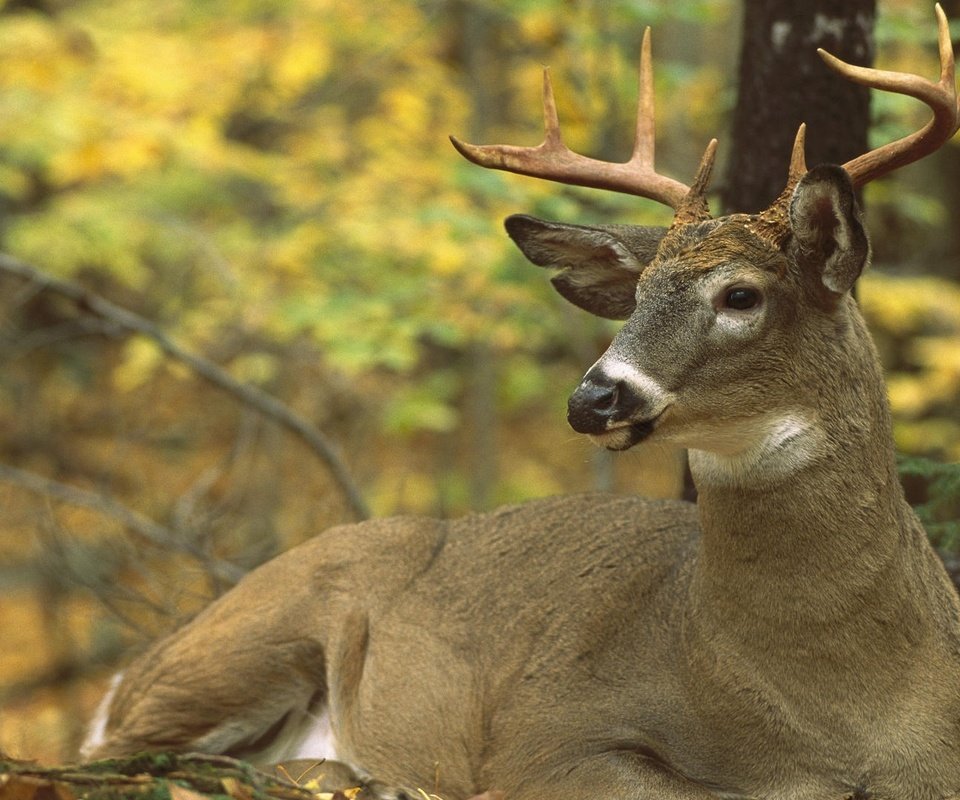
[932,0,960,279]
[723,0,876,214]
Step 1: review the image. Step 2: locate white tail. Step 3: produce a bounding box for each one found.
[83,9,960,800]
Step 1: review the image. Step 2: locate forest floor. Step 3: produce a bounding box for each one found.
[0,753,362,800]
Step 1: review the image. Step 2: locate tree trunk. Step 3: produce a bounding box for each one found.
[723,0,875,214]
[931,0,960,280]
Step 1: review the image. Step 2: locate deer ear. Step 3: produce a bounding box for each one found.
[504,214,667,320]
[789,165,870,296]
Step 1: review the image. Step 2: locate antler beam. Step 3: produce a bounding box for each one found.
[821,3,960,187]
[450,28,716,213]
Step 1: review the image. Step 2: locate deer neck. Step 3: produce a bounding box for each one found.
[686,311,917,632]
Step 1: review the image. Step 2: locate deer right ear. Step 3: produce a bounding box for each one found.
[504,214,666,320]
[788,165,870,297]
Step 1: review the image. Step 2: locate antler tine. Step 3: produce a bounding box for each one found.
[632,27,656,167]
[450,29,705,212]
[819,3,960,188]
[540,67,563,148]
[673,138,718,224]
[788,123,808,183]
[745,125,809,245]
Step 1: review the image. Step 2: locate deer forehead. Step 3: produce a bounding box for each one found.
[649,219,789,281]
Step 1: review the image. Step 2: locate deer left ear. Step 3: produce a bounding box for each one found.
[504,214,666,320]
[789,164,870,296]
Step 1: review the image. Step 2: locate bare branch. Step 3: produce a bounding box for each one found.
[0,462,245,584]
[0,251,370,521]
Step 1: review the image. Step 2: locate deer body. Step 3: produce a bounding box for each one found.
[84,239,960,797]
[83,10,960,799]
[85,420,960,798]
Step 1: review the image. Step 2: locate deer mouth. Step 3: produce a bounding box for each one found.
[590,414,662,451]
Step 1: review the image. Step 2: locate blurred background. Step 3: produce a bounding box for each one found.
[0,0,958,763]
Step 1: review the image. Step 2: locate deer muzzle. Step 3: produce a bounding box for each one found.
[567,360,673,450]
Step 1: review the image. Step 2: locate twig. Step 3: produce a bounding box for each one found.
[0,752,322,800]
[35,511,181,625]
[0,251,370,520]
[0,462,245,584]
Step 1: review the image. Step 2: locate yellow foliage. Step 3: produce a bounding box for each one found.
[274,35,332,101]
[113,337,166,392]
[230,352,281,385]
[370,469,445,516]
[896,419,960,461]
[861,272,960,456]
[0,15,79,92]
[914,336,960,373]
[519,10,562,44]
[429,238,468,276]
[860,273,960,335]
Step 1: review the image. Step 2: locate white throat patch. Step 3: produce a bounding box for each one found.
[688,412,824,488]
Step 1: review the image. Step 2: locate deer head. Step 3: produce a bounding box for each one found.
[451,6,960,471]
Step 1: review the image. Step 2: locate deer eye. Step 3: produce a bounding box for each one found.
[722,287,761,311]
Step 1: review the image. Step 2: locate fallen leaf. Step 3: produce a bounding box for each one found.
[222,777,257,800]
[169,783,211,800]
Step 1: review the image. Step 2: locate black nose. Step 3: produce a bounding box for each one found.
[567,372,639,435]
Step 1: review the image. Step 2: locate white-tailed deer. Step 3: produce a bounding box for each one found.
[82,8,960,799]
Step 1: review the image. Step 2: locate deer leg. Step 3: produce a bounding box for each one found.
[81,549,335,764]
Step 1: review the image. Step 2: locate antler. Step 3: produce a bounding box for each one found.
[450,28,718,218]
[820,3,960,187]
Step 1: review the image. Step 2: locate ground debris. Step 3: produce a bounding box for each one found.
[0,753,325,800]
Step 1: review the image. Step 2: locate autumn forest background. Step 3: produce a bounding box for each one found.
[1,0,960,763]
